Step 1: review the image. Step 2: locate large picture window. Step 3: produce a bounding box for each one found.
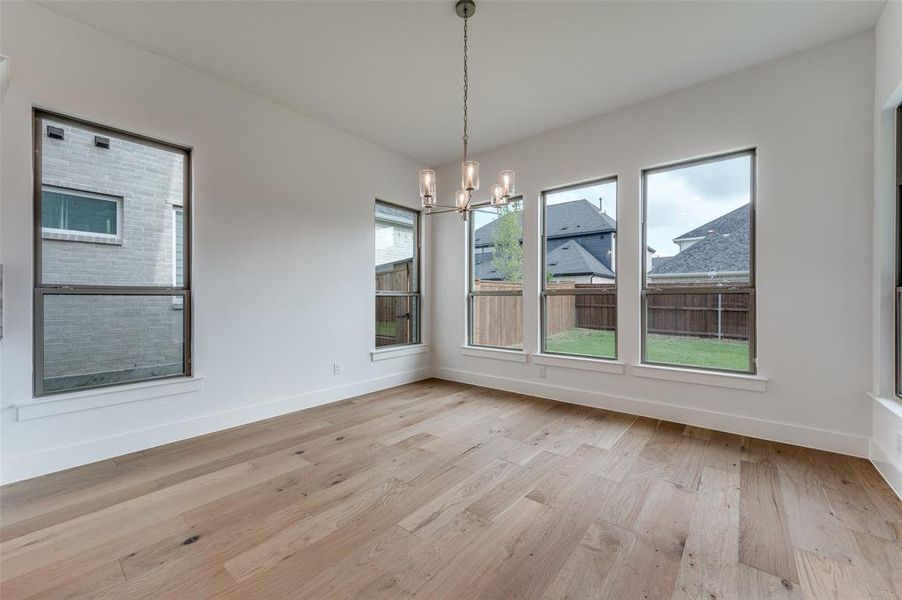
[375,201,421,348]
[469,198,523,349]
[642,150,755,373]
[33,110,191,396]
[541,178,618,359]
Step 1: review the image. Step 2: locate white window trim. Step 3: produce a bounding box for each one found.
[632,363,767,392]
[41,185,123,243]
[374,201,422,349]
[16,376,204,420]
[370,344,429,361]
[532,353,625,374]
[461,345,528,362]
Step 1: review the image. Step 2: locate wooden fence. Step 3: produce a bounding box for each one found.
[472,280,750,345]
[375,261,415,347]
[573,284,616,332]
[646,292,749,340]
[471,281,523,348]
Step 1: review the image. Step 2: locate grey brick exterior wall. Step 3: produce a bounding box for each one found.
[40,119,186,389]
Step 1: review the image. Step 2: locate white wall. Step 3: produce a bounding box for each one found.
[0,2,431,483]
[433,32,876,456]
[870,0,902,498]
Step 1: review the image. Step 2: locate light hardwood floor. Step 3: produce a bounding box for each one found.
[2,379,901,599]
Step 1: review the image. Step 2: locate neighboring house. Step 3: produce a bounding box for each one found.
[375,204,415,286]
[375,205,415,268]
[40,119,185,391]
[474,199,653,283]
[647,203,750,284]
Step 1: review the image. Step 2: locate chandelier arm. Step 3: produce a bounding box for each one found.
[425,205,463,214]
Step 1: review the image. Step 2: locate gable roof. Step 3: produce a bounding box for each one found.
[673,203,749,241]
[475,239,614,281]
[649,227,749,276]
[546,239,615,278]
[473,199,614,246]
[545,200,617,238]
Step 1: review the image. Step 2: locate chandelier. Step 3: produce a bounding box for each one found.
[418,0,516,220]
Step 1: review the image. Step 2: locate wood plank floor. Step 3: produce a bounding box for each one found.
[2,379,901,599]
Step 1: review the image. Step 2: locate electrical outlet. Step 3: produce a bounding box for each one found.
[333,362,342,375]
[537,366,547,379]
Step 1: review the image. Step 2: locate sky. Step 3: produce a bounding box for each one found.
[646,154,751,257]
[472,153,750,260]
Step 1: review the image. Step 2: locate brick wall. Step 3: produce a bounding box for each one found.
[40,119,186,388]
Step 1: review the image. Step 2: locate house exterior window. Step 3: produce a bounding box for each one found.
[41,186,122,242]
[375,201,421,348]
[642,149,756,373]
[469,198,523,349]
[33,110,192,396]
[541,178,618,359]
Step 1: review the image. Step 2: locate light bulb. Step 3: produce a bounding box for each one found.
[418,169,436,206]
[499,170,515,198]
[491,183,504,206]
[455,189,469,210]
[462,161,479,192]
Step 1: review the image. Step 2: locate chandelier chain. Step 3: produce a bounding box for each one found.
[462,12,469,162]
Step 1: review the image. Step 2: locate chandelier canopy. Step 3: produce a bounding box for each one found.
[418,0,516,220]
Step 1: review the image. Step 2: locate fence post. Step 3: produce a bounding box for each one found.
[717,293,723,340]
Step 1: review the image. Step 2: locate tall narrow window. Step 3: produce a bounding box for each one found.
[541,178,617,359]
[895,104,902,397]
[34,110,191,396]
[375,201,421,348]
[642,150,755,373]
[469,198,523,349]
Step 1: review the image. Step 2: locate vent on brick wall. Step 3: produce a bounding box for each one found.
[46,125,64,140]
[94,136,110,149]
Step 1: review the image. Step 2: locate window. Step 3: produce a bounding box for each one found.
[896,105,902,397]
[541,178,617,359]
[33,110,191,396]
[642,150,755,373]
[375,201,420,348]
[468,198,523,349]
[41,186,122,241]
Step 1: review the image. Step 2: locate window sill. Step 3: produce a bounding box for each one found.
[532,353,625,374]
[16,376,204,421]
[632,364,766,392]
[460,346,528,362]
[42,230,122,246]
[370,344,429,361]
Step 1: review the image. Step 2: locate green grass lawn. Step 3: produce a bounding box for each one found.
[545,327,616,359]
[545,327,750,371]
[376,321,397,337]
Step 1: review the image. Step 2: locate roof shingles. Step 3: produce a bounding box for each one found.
[649,204,750,277]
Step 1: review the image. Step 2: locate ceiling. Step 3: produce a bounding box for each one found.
[40,0,884,165]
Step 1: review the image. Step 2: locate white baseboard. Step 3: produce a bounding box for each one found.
[868,394,902,501]
[434,367,870,458]
[1,367,432,484]
[870,438,902,500]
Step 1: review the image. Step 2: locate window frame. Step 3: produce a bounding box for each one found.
[374,199,422,349]
[640,148,757,375]
[40,185,124,243]
[467,196,524,350]
[895,104,902,398]
[540,176,618,361]
[32,108,193,397]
